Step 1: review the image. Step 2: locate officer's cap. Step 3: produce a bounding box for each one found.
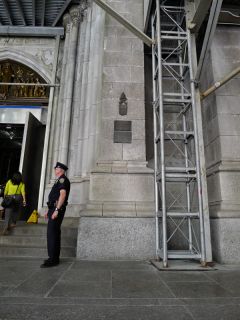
[54,162,68,171]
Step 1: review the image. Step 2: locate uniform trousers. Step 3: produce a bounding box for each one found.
[47,208,65,262]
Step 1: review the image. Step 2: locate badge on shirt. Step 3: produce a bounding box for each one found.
[59,178,65,184]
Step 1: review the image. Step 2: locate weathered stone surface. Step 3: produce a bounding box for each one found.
[136,202,155,217]
[102,83,144,100]
[201,25,240,263]
[220,136,240,160]
[77,217,155,259]
[219,171,240,202]
[205,140,221,168]
[98,139,123,161]
[218,113,240,136]
[103,66,131,83]
[210,218,240,263]
[132,120,145,140]
[216,95,240,115]
[90,172,154,202]
[123,140,146,161]
[103,202,136,217]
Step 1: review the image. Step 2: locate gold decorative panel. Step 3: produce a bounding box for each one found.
[0,60,49,101]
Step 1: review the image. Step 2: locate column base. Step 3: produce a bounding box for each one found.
[77,217,156,260]
[210,217,240,263]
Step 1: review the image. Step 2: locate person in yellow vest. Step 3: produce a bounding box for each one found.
[2,172,26,235]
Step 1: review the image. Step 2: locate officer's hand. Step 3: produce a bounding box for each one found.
[44,211,48,219]
[51,211,58,220]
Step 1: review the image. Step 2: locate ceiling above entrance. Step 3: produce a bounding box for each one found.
[0,0,80,27]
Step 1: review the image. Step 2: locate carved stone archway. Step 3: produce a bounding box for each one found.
[0,49,52,83]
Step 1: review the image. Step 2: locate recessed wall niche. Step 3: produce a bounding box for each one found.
[119,92,128,116]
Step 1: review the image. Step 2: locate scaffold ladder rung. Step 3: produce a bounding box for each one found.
[163,98,192,103]
[166,252,201,260]
[161,35,187,40]
[165,167,196,173]
[165,130,194,136]
[157,211,199,218]
[162,62,189,67]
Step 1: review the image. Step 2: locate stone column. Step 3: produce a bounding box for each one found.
[69,0,92,178]
[51,14,71,179]
[75,2,105,178]
[59,6,81,165]
[60,2,105,215]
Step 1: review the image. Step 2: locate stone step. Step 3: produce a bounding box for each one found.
[0,219,78,258]
[0,235,76,247]
[0,245,76,258]
[0,222,78,237]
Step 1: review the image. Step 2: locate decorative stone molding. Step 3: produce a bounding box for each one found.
[80,0,89,19]
[70,6,81,25]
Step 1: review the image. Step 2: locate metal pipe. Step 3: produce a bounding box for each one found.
[187,29,206,264]
[179,26,193,253]
[187,0,212,263]
[156,0,168,268]
[93,0,153,47]
[0,82,60,87]
[151,14,160,261]
[201,65,240,100]
[194,0,223,83]
[188,0,212,32]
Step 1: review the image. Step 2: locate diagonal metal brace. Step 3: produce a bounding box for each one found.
[201,65,240,99]
[188,0,212,32]
[93,0,153,47]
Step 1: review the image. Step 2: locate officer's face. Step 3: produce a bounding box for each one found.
[55,167,64,177]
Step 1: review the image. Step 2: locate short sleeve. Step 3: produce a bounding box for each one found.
[58,177,67,191]
[4,180,10,196]
[21,183,26,196]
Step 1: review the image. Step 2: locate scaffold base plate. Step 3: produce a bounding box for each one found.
[150,259,217,271]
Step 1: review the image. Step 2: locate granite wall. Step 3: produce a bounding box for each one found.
[201,26,240,263]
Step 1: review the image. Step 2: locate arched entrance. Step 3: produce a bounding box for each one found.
[0,59,49,219]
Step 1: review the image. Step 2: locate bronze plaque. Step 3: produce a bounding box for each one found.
[114,120,132,143]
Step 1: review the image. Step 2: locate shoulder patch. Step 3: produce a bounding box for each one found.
[59,178,65,183]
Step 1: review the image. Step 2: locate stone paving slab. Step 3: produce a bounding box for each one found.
[0,258,240,319]
[0,304,193,320]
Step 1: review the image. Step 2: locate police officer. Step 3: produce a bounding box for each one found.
[41,162,70,268]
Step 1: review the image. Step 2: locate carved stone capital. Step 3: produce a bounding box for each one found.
[70,6,81,25]
[80,0,89,18]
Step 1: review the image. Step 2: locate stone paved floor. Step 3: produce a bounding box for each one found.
[0,258,240,319]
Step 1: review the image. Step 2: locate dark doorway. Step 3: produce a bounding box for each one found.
[0,124,24,185]
[20,113,45,220]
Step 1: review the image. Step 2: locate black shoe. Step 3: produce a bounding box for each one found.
[43,258,51,264]
[43,258,59,264]
[40,260,59,268]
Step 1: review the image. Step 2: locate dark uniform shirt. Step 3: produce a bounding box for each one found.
[48,174,70,208]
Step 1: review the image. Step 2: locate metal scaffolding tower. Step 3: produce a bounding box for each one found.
[151,1,212,267]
